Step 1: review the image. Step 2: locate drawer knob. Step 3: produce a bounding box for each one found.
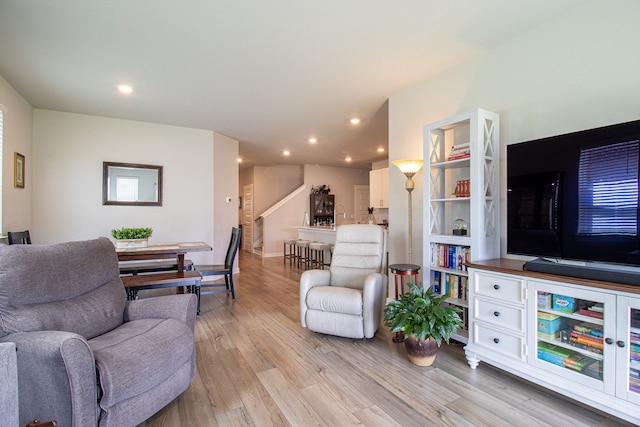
[493,338,500,344]
[617,340,626,348]
[493,284,500,290]
[605,337,614,345]
[493,311,500,317]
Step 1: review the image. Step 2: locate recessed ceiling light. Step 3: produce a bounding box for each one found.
[377,147,385,152]
[350,118,361,125]
[308,137,317,144]
[345,156,352,162]
[237,158,243,163]
[117,84,134,94]
[283,150,290,156]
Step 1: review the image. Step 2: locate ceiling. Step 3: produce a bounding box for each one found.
[0,0,586,170]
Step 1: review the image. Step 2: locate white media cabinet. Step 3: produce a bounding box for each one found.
[465,259,640,424]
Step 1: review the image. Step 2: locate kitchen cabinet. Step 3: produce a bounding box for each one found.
[369,168,389,209]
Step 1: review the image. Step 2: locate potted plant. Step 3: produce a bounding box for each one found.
[384,282,464,366]
[111,227,153,249]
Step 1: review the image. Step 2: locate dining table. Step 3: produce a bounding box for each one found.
[116,241,212,298]
[116,241,212,271]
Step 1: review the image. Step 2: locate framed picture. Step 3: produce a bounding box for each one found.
[14,152,25,188]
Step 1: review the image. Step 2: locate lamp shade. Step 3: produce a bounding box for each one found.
[392,159,423,176]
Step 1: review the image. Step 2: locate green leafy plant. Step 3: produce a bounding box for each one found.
[384,282,464,346]
[111,227,153,240]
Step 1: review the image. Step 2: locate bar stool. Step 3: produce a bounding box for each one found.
[295,239,311,270]
[389,263,421,342]
[308,241,331,269]
[283,238,297,266]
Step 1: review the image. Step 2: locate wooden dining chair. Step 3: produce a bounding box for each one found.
[7,230,31,245]
[194,227,242,304]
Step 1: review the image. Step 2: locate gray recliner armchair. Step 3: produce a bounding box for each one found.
[300,224,387,339]
[0,238,197,427]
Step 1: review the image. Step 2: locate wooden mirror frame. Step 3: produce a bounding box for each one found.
[102,161,163,206]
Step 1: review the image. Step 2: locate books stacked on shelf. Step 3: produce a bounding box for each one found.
[430,243,470,270]
[568,323,603,354]
[538,341,602,379]
[538,341,575,366]
[630,331,640,393]
[447,142,470,161]
[433,271,468,300]
[578,302,604,319]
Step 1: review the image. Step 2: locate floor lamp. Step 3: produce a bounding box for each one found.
[392,159,424,264]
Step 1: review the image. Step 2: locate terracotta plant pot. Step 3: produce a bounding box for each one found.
[404,335,438,366]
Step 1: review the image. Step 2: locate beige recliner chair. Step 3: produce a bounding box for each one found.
[300,224,387,339]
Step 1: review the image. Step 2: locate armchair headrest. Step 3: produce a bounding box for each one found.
[330,225,386,288]
[0,237,125,339]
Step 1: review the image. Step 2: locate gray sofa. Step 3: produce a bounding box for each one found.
[0,342,18,426]
[0,237,197,427]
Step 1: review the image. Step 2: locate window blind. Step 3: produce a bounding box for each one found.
[577,140,639,235]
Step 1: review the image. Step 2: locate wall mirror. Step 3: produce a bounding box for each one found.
[103,162,163,206]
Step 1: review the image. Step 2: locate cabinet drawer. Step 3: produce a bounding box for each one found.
[473,272,524,304]
[474,298,524,332]
[472,323,525,361]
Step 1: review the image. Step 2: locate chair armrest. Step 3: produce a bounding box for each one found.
[2,331,98,427]
[299,269,331,327]
[124,294,197,333]
[362,273,388,338]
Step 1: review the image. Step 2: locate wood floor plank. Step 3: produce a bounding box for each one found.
[215,407,255,427]
[217,347,289,426]
[139,252,635,427]
[298,382,364,426]
[352,405,404,427]
[256,367,327,426]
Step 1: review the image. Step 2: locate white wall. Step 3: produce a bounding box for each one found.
[253,165,304,217]
[388,0,640,279]
[213,132,240,267]
[31,110,237,264]
[262,186,307,257]
[0,74,33,236]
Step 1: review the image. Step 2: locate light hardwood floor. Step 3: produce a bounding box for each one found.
[140,251,633,427]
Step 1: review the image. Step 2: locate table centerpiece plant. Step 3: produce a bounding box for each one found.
[111,227,153,249]
[383,282,464,366]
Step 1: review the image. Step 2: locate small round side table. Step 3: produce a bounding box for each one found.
[389,263,421,343]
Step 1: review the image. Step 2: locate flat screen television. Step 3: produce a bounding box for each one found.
[507,119,640,277]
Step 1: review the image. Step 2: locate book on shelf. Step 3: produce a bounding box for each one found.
[447,142,470,161]
[460,307,469,330]
[589,303,604,312]
[432,271,469,301]
[573,323,603,337]
[570,331,604,349]
[579,308,603,319]
[562,353,597,372]
[447,153,470,161]
[430,243,470,270]
[538,341,600,375]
